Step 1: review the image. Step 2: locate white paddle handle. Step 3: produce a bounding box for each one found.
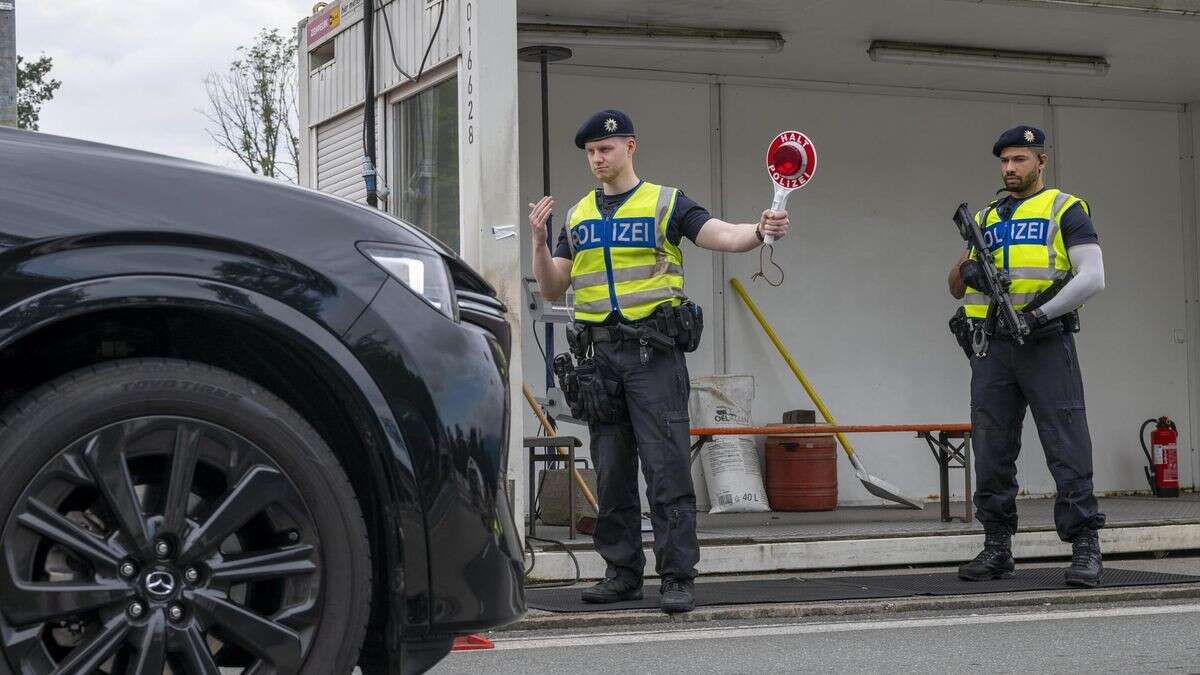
[765,188,791,245]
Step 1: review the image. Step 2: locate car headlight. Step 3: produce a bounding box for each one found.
[359,243,457,320]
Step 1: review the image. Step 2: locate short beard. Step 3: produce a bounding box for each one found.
[1006,171,1039,195]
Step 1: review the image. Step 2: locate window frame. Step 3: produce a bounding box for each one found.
[384,66,461,252]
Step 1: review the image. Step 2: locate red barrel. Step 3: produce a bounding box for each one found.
[766,435,838,511]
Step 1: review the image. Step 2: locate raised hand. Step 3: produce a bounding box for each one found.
[528,196,555,243]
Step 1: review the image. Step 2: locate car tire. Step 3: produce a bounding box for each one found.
[0,358,372,674]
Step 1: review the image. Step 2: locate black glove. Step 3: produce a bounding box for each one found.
[576,361,604,422]
[1019,308,1049,331]
[959,259,989,294]
[575,360,624,424]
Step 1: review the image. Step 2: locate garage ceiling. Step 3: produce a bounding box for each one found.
[517,0,1200,103]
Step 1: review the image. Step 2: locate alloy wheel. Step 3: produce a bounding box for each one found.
[0,417,323,674]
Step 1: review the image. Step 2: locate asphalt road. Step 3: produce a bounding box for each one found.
[436,600,1200,674]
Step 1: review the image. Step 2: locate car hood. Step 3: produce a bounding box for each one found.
[0,127,487,291]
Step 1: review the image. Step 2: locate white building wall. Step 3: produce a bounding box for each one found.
[457,0,527,531]
[1052,105,1190,497]
[519,67,1196,508]
[1187,101,1200,489]
[721,83,1042,505]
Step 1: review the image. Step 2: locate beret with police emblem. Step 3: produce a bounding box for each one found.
[574,109,636,149]
[993,125,1046,157]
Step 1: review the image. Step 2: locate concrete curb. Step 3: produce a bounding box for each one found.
[498,583,1200,633]
[525,524,1200,581]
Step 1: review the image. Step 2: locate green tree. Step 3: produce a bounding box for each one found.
[202,28,299,181]
[17,54,62,131]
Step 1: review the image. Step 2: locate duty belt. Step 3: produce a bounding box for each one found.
[569,302,702,362]
[993,312,1079,341]
[572,321,676,366]
[978,313,1079,347]
[585,325,643,343]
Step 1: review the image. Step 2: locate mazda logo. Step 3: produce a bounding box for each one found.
[144,571,176,597]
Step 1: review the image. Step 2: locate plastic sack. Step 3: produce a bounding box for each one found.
[689,375,770,513]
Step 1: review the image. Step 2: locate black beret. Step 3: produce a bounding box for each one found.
[993,125,1046,157]
[574,109,636,149]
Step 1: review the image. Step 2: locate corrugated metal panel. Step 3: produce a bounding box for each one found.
[374,0,462,98]
[304,0,459,182]
[307,21,366,124]
[341,22,365,114]
[308,61,333,123]
[316,108,367,203]
[306,1,460,125]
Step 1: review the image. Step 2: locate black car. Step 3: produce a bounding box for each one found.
[0,128,525,674]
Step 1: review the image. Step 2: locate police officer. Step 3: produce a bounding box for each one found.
[949,125,1107,587]
[529,109,789,613]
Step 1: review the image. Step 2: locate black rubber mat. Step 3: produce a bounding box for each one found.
[839,567,1200,597]
[526,578,913,613]
[525,568,1200,613]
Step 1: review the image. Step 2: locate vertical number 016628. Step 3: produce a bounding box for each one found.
[464,2,475,144]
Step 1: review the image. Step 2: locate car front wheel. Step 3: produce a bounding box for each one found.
[0,358,372,674]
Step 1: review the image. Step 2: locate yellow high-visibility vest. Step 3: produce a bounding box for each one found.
[963,188,1086,319]
[566,181,685,323]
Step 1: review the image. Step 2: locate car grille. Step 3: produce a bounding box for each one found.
[457,290,510,358]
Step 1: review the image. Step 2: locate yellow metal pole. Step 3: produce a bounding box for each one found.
[729,277,859,460]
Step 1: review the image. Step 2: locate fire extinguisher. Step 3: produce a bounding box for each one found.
[1140,416,1179,498]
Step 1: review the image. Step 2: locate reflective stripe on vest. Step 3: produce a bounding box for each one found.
[962,188,1082,319]
[566,181,685,323]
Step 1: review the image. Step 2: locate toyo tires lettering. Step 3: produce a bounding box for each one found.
[122,380,242,400]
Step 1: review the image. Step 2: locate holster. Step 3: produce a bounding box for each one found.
[648,301,704,353]
[565,323,592,360]
[948,307,974,359]
[676,301,704,353]
[555,346,625,424]
[1060,310,1080,334]
[552,353,581,415]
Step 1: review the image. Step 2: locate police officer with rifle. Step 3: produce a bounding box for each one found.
[948,126,1108,587]
[530,109,789,613]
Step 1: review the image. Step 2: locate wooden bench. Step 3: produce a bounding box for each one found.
[688,424,974,523]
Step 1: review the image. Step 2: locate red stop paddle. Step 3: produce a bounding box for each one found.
[764,131,817,245]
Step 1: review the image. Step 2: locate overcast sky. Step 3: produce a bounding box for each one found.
[16,1,314,170]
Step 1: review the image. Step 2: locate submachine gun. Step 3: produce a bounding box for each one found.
[952,203,1029,353]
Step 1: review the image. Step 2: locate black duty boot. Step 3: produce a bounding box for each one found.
[659,578,695,614]
[581,576,643,604]
[1065,530,1103,588]
[958,530,1016,581]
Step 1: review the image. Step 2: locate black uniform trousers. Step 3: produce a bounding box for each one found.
[970,329,1106,541]
[587,337,699,585]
